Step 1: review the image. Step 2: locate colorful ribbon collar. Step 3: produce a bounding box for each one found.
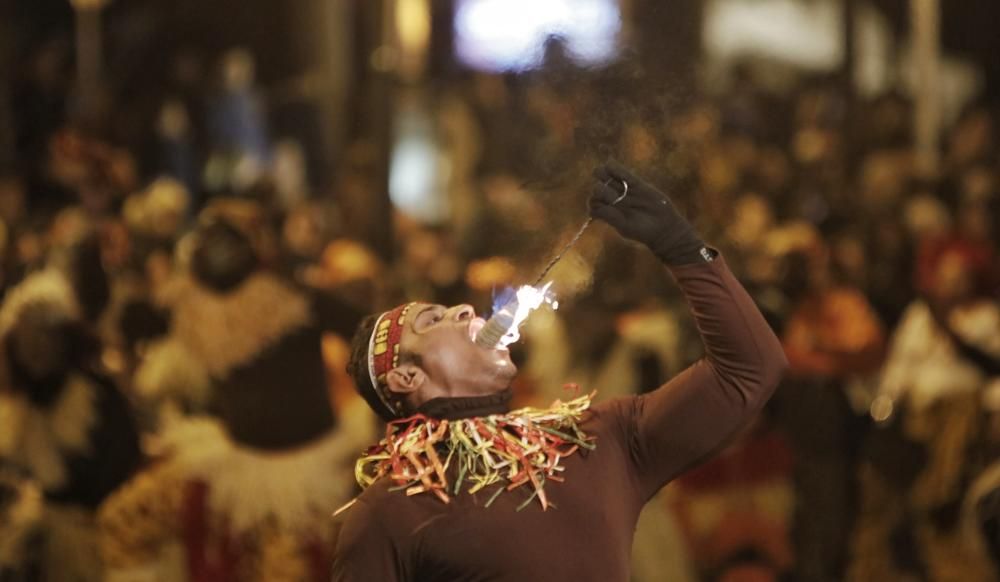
[336,391,596,515]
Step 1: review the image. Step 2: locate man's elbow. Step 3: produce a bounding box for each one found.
[760,346,789,398]
[736,341,788,409]
[713,344,787,412]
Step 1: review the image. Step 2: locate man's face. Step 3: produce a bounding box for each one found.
[397,303,517,401]
[931,252,973,305]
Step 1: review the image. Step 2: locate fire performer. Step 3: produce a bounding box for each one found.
[333,161,788,581]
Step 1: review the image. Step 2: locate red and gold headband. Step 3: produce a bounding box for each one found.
[367,302,418,417]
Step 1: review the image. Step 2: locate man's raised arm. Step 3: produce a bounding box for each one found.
[590,161,787,500]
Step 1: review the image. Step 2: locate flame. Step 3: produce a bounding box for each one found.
[496,282,558,349]
[490,285,517,317]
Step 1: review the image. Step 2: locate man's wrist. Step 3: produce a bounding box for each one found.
[648,229,707,266]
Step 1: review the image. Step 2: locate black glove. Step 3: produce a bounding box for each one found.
[590,160,708,266]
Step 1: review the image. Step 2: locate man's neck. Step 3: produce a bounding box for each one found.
[415,388,513,420]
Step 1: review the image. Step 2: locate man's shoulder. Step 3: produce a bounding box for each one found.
[586,395,638,425]
[338,478,429,530]
[343,480,394,518]
[581,396,642,446]
[335,488,391,545]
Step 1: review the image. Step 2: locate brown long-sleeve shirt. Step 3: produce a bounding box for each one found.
[331,257,787,581]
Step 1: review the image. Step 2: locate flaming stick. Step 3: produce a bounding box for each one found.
[474,178,629,350]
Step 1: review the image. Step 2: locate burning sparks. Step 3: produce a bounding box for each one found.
[505,283,558,346]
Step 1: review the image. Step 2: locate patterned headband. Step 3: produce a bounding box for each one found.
[367,302,418,417]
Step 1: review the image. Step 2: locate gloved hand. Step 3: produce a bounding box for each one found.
[589,160,708,266]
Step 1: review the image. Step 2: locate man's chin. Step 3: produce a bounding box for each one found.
[487,352,517,382]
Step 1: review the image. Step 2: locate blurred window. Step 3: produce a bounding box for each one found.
[454,0,621,71]
[389,98,448,224]
[704,0,842,69]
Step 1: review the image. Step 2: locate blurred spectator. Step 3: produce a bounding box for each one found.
[205,49,270,193]
[151,99,201,200]
[853,239,1000,581]
[0,466,43,580]
[99,213,374,581]
[0,241,143,581]
[968,351,1000,577]
[775,230,885,582]
[13,40,71,199]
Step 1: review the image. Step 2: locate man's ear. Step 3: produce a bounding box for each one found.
[385,363,427,396]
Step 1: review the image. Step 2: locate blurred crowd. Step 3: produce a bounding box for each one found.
[0,38,997,582]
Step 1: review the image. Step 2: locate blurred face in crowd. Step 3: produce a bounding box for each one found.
[929,251,974,306]
[0,178,25,225]
[7,304,73,404]
[385,303,516,408]
[727,194,773,248]
[157,100,191,139]
[283,204,324,259]
[305,240,381,306]
[831,234,867,286]
[949,110,993,164]
[222,49,255,90]
[99,220,131,271]
[782,243,832,301]
[957,202,992,241]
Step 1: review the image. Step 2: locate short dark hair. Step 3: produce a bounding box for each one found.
[346,313,396,422]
